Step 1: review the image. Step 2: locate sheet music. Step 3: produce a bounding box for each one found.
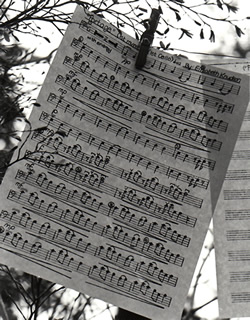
[205,59,250,318]
[0,6,249,319]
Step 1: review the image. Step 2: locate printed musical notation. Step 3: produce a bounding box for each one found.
[208,59,250,318]
[0,6,249,320]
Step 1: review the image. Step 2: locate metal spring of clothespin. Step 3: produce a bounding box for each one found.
[135,7,162,69]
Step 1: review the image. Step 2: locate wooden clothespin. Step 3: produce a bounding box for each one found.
[135,7,162,69]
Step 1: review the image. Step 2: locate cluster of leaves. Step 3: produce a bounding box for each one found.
[85,0,246,50]
[0,0,247,47]
[0,42,26,181]
[153,0,245,50]
[0,44,24,131]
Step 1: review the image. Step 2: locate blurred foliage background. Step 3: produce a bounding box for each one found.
[0,1,250,319]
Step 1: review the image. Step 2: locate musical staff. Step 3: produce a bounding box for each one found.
[77,19,241,96]
[0,228,172,308]
[51,78,222,152]
[23,158,199,227]
[243,110,250,121]
[225,169,250,180]
[228,250,250,261]
[227,229,250,241]
[55,73,223,152]
[14,167,197,236]
[66,53,230,137]
[224,189,250,201]
[232,149,250,160]
[0,209,178,287]
[225,209,250,221]
[38,111,216,172]
[33,116,210,191]
[65,48,233,127]
[230,271,250,282]
[6,189,185,267]
[232,292,250,303]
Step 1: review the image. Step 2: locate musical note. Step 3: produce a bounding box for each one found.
[38,110,216,172]
[63,53,235,116]
[71,37,241,97]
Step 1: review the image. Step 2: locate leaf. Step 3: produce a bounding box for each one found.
[216,0,223,10]
[175,12,181,21]
[164,27,170,34]
[179,28,193,40]
[12,33,19,42]
[200,28,204,39]
[44,37,51,43]
[56,130,67,137]
[235,25,244,37]
[174,0,185,3]
[160,41,165,49]
[225,4,238,13]
[168,5,179,13]
[138,7,147,13]
[209,29,215,42]
[3,31,10,42]
[96,13,104,18]
[34,126,47,133]
[33,102,41,107]
[194,20,201,26]
[165,43,171,50]
[10,146,18,152]
[156,30,165,36]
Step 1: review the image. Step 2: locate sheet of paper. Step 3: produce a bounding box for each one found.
[0,6,249,320]
[205,59,250,318]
